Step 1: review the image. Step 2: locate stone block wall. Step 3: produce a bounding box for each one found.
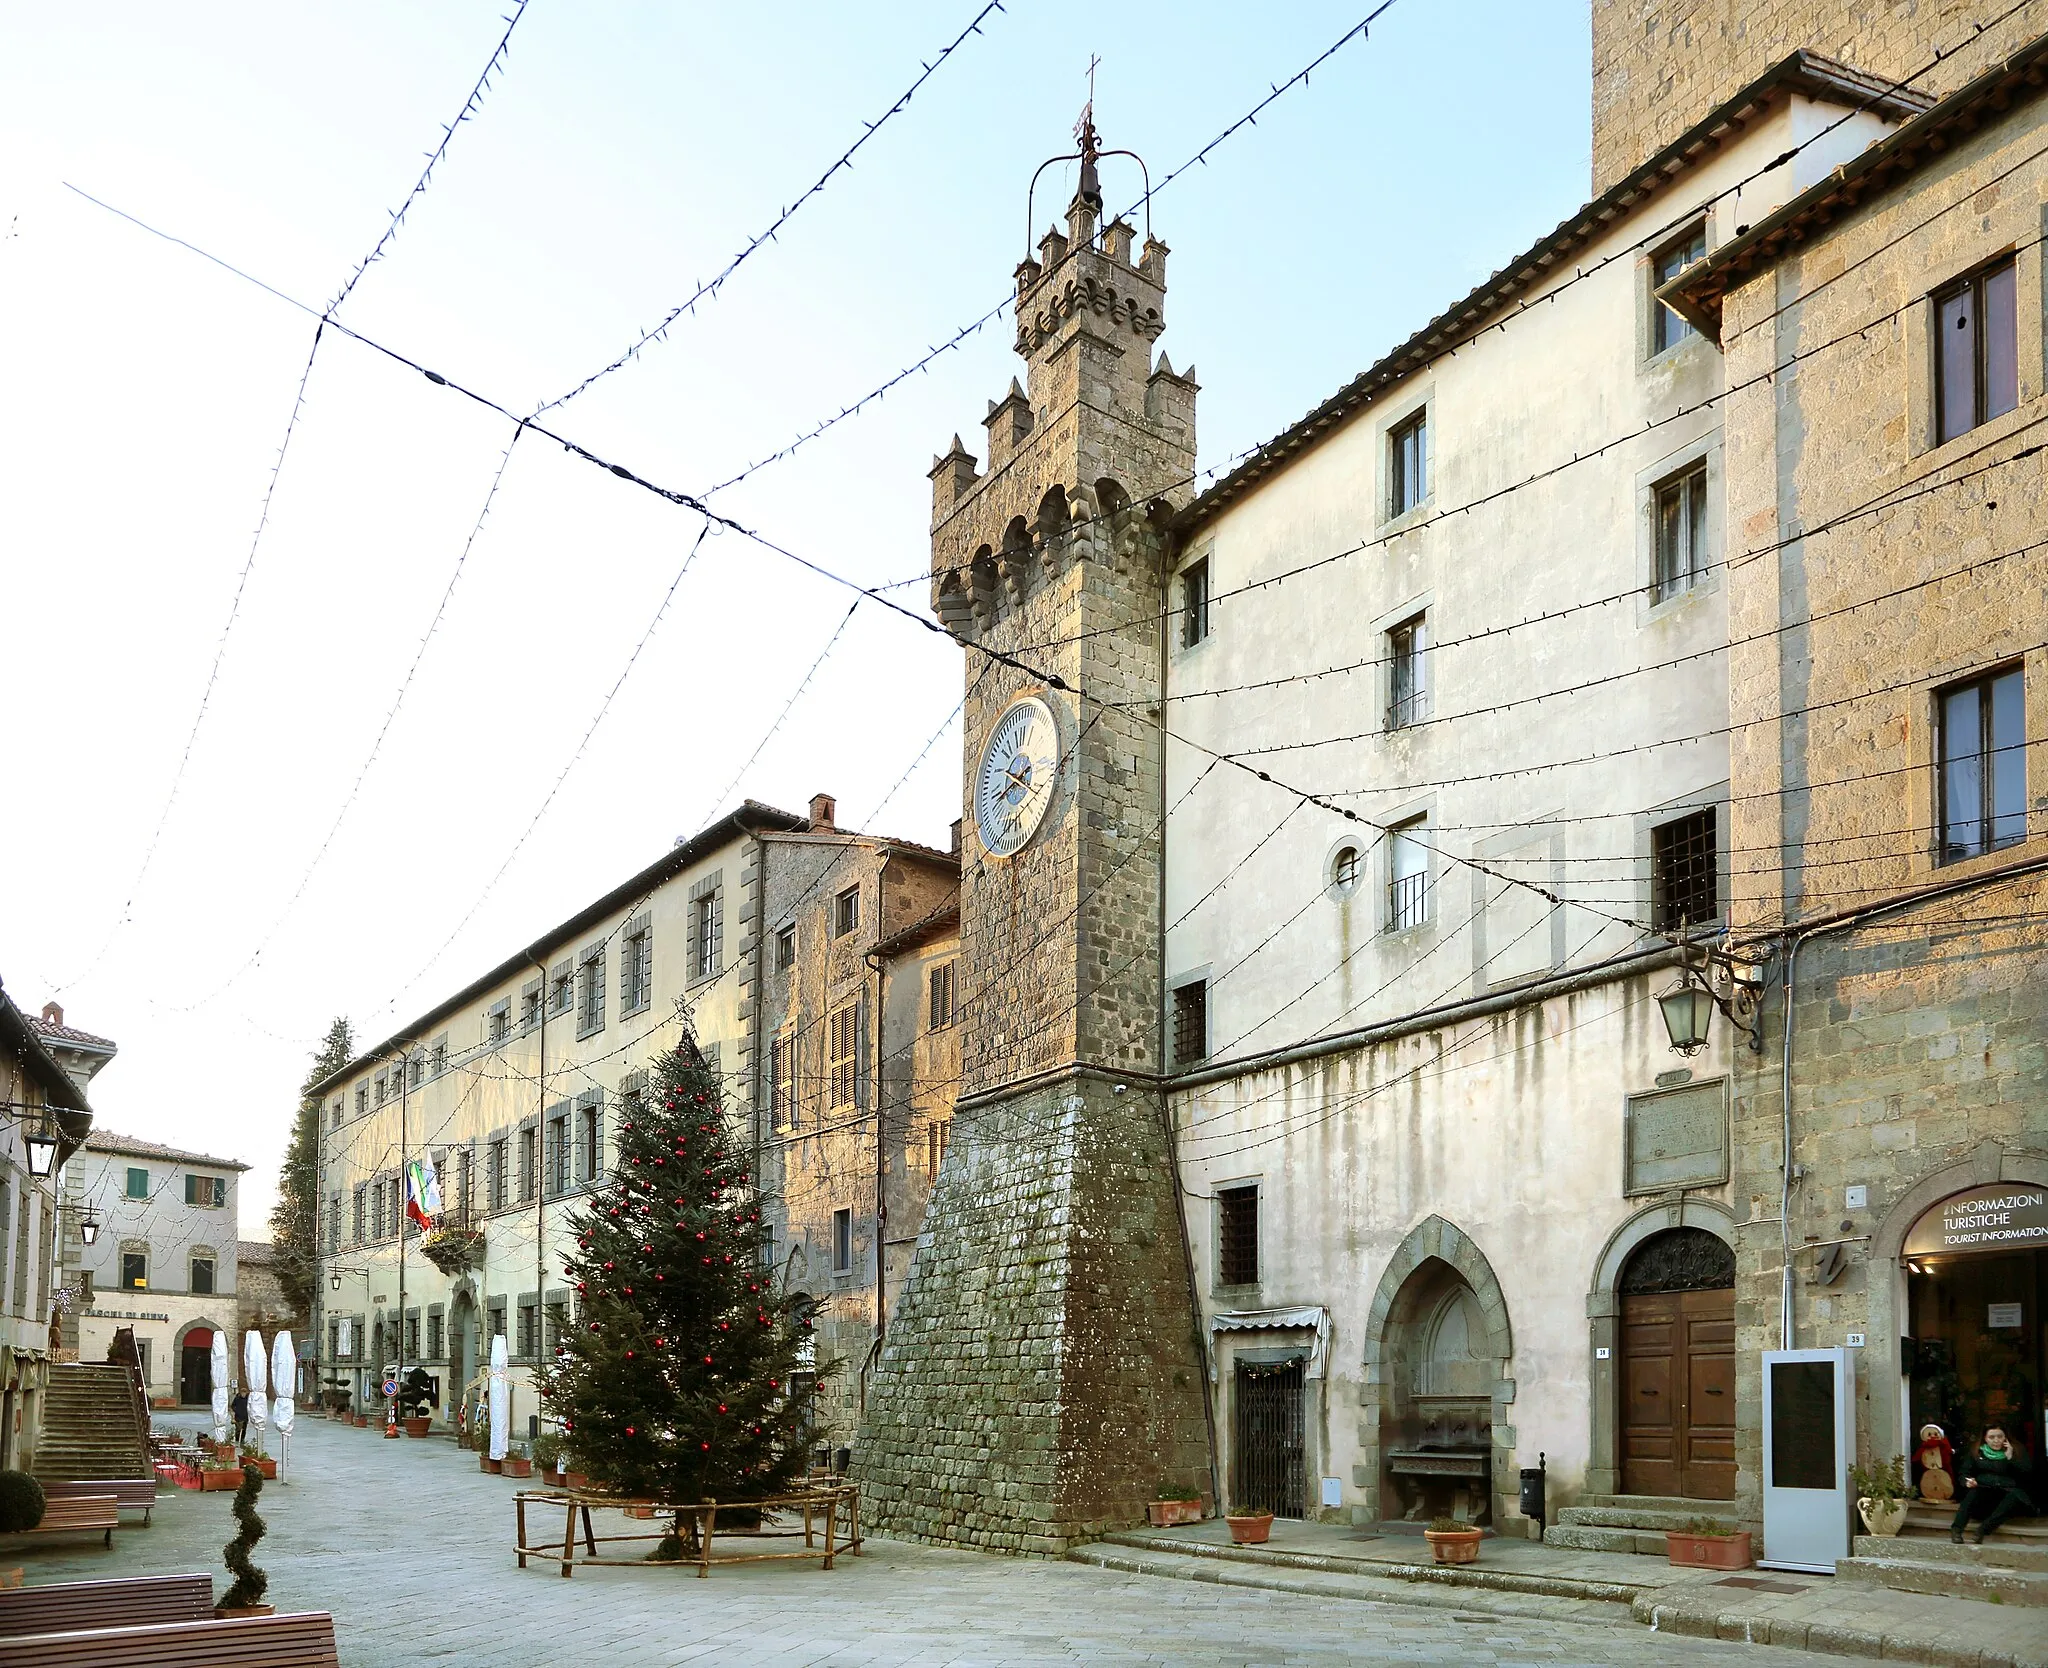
[855,1076,1211,1552]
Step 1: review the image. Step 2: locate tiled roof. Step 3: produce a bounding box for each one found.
[30,1017,117,1051]
[83,1129,250,1171]
[237,1239,274,1263]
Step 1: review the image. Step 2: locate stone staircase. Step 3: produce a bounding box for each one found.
[31,1361,152,1483]
[1836,1504,2048,1606]
[1542,1494,1737,1554]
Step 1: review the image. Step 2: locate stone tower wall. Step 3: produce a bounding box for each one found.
[1590,0,2037,192]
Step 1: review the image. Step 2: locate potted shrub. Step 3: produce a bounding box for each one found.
[215,1463,273,1618]
[200,1452,242,1492]
[242,1438,277,1481]
[0,1469,46,1533]
[1224,1507,1275,1545]
[1148,1483,1204,1527]
[1667,1517,1753,1569]
[533,1432,566,1487]
[1852,1456,1910,1538]
[1424,1515,1483,1565]
[502,1442,533,1479]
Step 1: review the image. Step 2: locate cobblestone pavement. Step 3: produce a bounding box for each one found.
[9,1417,1830,1667]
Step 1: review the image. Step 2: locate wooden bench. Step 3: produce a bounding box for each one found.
[6,1610,338,1666]
[39,1478,158,1524]
[0,1573,214,1638]
[0,1497,117,1548]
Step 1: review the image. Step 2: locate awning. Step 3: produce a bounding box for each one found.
[1210,1305,1331,1380]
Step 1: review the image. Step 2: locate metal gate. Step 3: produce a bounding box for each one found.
[1233,1357,1306,1517]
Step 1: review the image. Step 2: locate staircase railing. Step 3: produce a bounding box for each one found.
[104,1325,152,1449]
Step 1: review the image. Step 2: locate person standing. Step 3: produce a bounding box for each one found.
[1950,1427,2035,1543]
[230,1387,250,1446]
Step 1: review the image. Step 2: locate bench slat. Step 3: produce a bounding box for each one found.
[6,1610,338,1668]
[0,1573,214,1638]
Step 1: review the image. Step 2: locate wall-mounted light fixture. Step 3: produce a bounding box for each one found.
[1657,945,1766,1055]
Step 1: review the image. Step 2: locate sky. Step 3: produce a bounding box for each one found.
[0,1,1592,1232]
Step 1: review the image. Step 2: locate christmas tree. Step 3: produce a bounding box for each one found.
[540,1029,822,1530]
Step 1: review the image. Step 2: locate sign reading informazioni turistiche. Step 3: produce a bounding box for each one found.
[1904,1188,2048,1257]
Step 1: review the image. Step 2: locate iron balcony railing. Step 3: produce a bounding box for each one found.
[1387,871,1430,931]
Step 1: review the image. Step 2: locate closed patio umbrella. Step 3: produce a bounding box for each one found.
[271,1332,296,1479]
[244,1328,268,1437]
[487,1332,509,1462]
[209,1331,231,1444]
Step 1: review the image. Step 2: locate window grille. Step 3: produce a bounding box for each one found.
[1181,557,1211,647]
[828,1005,860,1109]
[833,886,860,939]
[1217,1184,1259,1286]
[1387,821,1430,930]
[431,1040,447,1077]
[1651,807,1719,931]
[1331,845,1361,894]
[1653,463,1709,604]
[374,1074,387,1106]
[1389,410,1428,516]
[404,1311,420,1358]
[928,961,955,1029]
[516,1299,538,1359]
[1653,223,1707,352]
[1936,258,2018,444]
[1387,614,1429,728]
[1172,980,1208,1066]
[409,1054,424,1090]
[576,1095,602,1183]
[1939,666,2027,862]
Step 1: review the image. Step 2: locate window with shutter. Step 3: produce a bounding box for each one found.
[828,1005,859,1110]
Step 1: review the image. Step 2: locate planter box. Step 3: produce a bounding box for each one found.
[481,1456,503,1474]
[1667,1530,1752,1570]
[351,1414,369,1428]
[215,1604,275,1619]
[502,1459,532,1478]
[1225,1513,1274,1545]
[1425,1529,1483,1565]
[200,1470,241,1492]
[403,1416,432,1438]
[1149,1499,1203,1527]
[251,1458,277,1479]
[564,1472,589,1491]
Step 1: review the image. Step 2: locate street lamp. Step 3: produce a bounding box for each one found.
[331,1271,343,1292]
[1657,972,1717,1055]
[79,1207,100,1246]
[1658,948,1766,1056]
[23,1116,58,1179]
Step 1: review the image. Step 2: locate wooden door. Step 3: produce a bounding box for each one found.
[1621,1287,1736,1499]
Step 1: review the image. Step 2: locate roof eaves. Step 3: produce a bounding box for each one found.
[1178,50,1933,531]
[873,904,963,961]
[1664,32,2048,336]
[0,977,92,1160]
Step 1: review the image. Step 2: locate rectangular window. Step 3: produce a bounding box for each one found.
[428,1311,444,1359]
[769,1035,789,1129]
[576,1096,601,1183]
[456,1149,474,1224]
[1388,819,1430,930]
[1651,807,1720,931]
[329,1098,343,1130]
[1653,462,1710,604]
[408,1053,424,1090]
[546,1112,570,1196]
[518,1128,536,1203]
[1217,1184,1259,1287]
[125,1167,148,1200]
[550,961,574,1016]
[577,949,606,1037]
[775,924,795,971]
[1939,665,2027,862]
[190,1256,215,1295]
[1936,257,2019,444]
[833,885,860,939]
[356,1085,369,1118]
[122,1250,147,1290]
[621,920,651,1014]
[374,1072,387,1106]
[928,961,956,1030]
[545,1301,569,1356]
[520,981,542,1034]
[693,892,723,980]
[1653,223,1708,353]
[516,1299,537,1359]
[431,1040,447,1078]
[828,1004,860,1110]
[1389,409,1428,517]
[326,1191,340,1253]
[404,1311,420,1359]
[831,1207,853,1274]
[488,1002,510,1044]
[1172,980,1208,1067]
[1387,613,1429,729]
[488,1139,508,1212]
[184,1174,225,1208]
[353,1184,367,1244]
[926,1118,948,1177]
[1181,556,1211,648]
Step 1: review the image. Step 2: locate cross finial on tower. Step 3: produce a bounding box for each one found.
[1075,54,1104,218]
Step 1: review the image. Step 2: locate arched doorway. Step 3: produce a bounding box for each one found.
[178,1326,214,1407]
[1618,1227,1735,1499]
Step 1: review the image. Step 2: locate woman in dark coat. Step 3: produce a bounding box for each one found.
[1951,1427,2036,1543]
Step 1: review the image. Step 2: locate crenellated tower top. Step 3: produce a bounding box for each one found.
[929,116,1197,642]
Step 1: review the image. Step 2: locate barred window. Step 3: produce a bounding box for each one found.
[1651,808,1719,931]
[353,1184,367,1244]
[1218,1184,1259,1287]
[828,1004,860,1110]
[1172,980,1208,1067]
[549,961,574,1016]
[1387,819,1430,931]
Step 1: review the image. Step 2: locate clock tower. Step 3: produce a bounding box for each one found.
[856,119,1213,1552]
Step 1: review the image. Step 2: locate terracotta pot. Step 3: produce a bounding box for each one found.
[352,1414,369,1427]
[1859,1498,1909,1537]
[1149,1499,1203,1527]
[1667,1529,1752,1570]
[1225,1512,1274,1545]
[200,1469,240,1491]
[480,1456,503,1474]
[251,1458,277,1479]
[1425,1529,1483,1565]
[502,1458,532,1478]
[215,1604,275,1618]
[403,1416,432,1438]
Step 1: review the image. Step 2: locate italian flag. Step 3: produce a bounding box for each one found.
[405,1153,443,1230]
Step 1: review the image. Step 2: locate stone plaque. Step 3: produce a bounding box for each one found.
[1624,1080,1728,1195]
[1903,1188,2048,1257]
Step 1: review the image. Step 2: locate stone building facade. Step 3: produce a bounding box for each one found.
[857,133,1213,1553]
[1667,32,2048,1500]
[1590,0,2040,193]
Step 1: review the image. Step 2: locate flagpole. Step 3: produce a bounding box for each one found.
[397,1041,408,1432]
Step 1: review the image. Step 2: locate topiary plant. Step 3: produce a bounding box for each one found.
[219,1462,269,1610]
[0,1469,46,1533]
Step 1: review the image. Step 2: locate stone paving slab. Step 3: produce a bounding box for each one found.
[0,1417,1871,1666]
[1632,1578,2048,1668]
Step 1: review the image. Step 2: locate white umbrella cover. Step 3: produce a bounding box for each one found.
[209,1331,231,1443]
[487,1332,510,1461]
[271,1332,296,1435]
[244,1328,269,1434]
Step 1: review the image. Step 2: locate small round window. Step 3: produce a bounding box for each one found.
[1331,844,1363,895]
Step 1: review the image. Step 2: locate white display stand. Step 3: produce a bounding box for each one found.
[1760,1346,1855,1573]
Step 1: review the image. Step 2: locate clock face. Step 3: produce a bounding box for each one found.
[974,695,1062,858]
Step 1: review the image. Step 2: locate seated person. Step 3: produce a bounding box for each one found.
[1951,1426,2037,1544]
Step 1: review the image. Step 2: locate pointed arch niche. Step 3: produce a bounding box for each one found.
[1358,1216,1515,1526]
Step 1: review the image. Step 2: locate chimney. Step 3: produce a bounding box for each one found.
[41,1001,63,1027]
[949,819,962,858]
[809,793,837,831]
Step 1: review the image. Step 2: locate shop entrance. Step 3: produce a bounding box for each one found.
[179,1328,213,1407]
[1619,1228,1736,1499]
[1233,1357,1306,1518]
[1905,1185,2046,1477]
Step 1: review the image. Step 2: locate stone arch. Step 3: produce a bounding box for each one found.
[1359,1216,1514,1526]
[172,1317,219,1407]
[1583,1197,1735,1496]
[1094,475,1131,521]
[1865,1143,2048,1462]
